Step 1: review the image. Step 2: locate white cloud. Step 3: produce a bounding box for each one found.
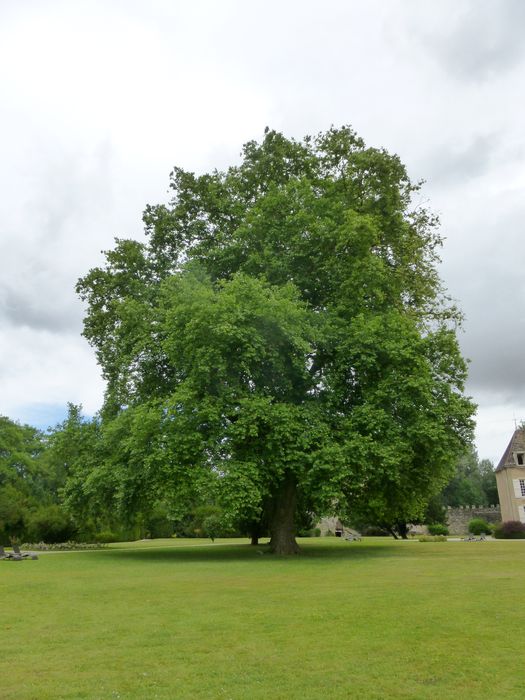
[1,0,524,461]
[0,325,104,417]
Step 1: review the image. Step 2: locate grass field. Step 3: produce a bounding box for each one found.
[1,537,523,699]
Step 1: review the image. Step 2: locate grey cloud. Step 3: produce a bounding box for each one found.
[424,0,525,81]
[0,140,115,335]
[464,334,525,405]
[420,134,497,187]
[448,209,525,404]
[0,285,82,333]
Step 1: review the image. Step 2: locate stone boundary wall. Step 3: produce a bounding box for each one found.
[446,505,501,535]
[318,506,502,537]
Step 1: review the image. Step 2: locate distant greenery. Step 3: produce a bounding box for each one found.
[0,409,175,544]
[0,415,73,544]
[441,448,498,507]
[422,448,497,529]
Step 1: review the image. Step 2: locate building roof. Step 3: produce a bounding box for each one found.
[496,427,525,472]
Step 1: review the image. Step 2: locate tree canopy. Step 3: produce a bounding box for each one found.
[441,449,497,508]
[74,127,475,553]
[0,415,77,544]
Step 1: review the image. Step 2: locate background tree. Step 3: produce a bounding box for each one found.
[74,127,475,553]
[0,416,57,543]
[441,448,497,507]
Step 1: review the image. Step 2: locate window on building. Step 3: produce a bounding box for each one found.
[520,479,525,497]
[517,453,525,466]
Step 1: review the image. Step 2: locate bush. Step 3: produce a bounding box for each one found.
[362,526,390,536]
[468,518,493,536]
[298,527,321,537]
[427,523,449,536]
[202,514,221,542]
[493,521,525,539]
[26,505,76,543]
[94,530,120,543]
[418,535,447,542]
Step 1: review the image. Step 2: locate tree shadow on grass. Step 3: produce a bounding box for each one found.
[99,540,397,564]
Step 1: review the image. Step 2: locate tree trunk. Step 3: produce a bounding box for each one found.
[250,533,259,546]
[397,522,409,540]
[269,471,300,555]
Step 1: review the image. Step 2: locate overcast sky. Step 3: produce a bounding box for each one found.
[1,0,524,463]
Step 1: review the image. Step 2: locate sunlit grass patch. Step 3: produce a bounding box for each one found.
[1,538,523,699]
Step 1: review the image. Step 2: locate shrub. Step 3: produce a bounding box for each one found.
[362,526,390,536]
[26,505,76,543]
[493,521,525,539]
[145,516,174,539]
[94,530,120,543]
[427,523,449,536]
[468,518,493,536]
[314,528,321,537]
[202,514,222,542]
[418,535,447,542]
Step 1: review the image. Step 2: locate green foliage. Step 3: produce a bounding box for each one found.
[0,484,28,543]
[427,523,449,536]
[192,505,223,541]
[25,505,76,543]
[94,530,120,543]
[493,521,525,539]
[418,535,447,542]
[479,458,499,505]
[144,505,174,539]
[0,415,54,542]
[468,518,493,535]
[297,528,318,537]
[442,448,497,507]
[422,493,448,526]
[72,126,475,553]
[361,525,390,536]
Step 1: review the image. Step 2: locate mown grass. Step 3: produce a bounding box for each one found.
[1,537,523,699]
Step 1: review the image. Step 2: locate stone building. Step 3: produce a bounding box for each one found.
[495,426,525,523]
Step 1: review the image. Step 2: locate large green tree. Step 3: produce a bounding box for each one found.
[75,127,475,553]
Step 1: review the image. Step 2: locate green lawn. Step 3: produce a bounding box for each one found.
[1,537,522,699]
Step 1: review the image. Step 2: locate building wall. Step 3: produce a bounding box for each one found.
[446,505,501,535]
[496,468,525,522]
[318,509,502,536]
[317,516,346,536]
